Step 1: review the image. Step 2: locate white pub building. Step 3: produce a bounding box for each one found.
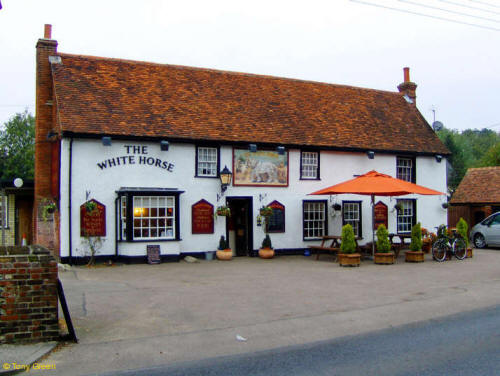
[34,25,449,263]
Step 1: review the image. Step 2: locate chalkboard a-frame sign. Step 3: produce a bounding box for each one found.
[147,245,161,264]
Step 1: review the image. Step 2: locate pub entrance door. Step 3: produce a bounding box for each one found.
[226,197,253,256]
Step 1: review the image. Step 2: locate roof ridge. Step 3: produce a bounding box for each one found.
[468,166,500,171]
[57,52,401,96]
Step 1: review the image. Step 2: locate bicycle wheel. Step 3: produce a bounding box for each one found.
[453,238,467,260]
[432,239,448,262]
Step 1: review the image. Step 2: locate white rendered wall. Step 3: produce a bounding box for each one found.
[59,139,447,258]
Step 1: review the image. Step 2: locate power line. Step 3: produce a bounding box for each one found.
[438,0,500,16]
[468,0,500,9]
[350,0,500,31]
[398,0,500,23]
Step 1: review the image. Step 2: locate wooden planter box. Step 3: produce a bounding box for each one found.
[405,250,424,263]
[258,248,275,259]
[374,252,395,265]
[338,253,361,267]
[467,248,473,258]
[216,250,233,260]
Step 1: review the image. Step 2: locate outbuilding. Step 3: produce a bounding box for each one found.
[34,25,449,263]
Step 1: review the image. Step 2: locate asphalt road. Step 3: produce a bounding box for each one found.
[98,305,500,376]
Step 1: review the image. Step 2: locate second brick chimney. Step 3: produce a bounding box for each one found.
[397,67,417,105]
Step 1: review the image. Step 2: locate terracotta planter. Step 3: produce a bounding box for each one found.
[405,250,424,263]
[258,248,275,259]
[216,249,233,260]
[374,252,395,265]
[466,248,473,258]
[338,253,361,267]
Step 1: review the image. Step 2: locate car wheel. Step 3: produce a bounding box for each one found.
[474,233,486,249]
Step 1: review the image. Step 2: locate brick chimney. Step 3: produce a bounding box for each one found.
[397,67,417,105]
[35,24,60,255]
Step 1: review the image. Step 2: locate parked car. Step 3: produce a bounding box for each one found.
[470,212,500,248]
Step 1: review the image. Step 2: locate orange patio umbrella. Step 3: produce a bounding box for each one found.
[309,170,445,255]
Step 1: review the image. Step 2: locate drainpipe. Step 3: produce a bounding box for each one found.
[68,138,73,265]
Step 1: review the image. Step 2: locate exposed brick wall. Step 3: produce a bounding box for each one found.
[34,27,60,257]
[0,245,59,344]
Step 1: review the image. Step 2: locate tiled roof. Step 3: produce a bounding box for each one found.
[450,167,500,204]
[51,53,448,154]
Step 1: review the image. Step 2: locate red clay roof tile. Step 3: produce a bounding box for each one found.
[51,53,448,154]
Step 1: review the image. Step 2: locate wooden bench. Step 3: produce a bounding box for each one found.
[308,236,341,261]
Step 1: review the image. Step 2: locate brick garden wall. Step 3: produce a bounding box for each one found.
[0,245,59,344]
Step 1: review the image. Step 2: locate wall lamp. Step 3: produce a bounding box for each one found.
[160,140,169,151]
[101,136,112,146]
[277,146,285,155]
[249,144,257,153]
[367,150,375,159]
[435,155,442,163]
[217,165,233,201]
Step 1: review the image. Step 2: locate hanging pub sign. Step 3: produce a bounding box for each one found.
[192,199,214,234]
[80,199,106,236]
[373,201,388,230]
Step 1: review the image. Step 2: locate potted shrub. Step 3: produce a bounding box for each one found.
[374,224,395,264]
[259,234,275,259]
[456,217,472,258]
[216,235,232,260]
[405,222,425,262]
[338,224,361,267]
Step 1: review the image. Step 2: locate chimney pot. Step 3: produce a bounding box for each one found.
[44,24,52,39]
[403,67,410,83]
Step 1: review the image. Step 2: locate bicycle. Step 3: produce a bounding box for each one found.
[431,225,467,262]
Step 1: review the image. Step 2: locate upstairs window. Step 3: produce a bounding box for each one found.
[196,146,219,177]
[396,156,415,183]
[300,151,320,180]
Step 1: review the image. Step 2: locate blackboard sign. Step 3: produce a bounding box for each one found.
[192,199,214,234]
[80,199,106,237]
[374,201,388,230]
[267,201,285,233]
[147,245,161,264]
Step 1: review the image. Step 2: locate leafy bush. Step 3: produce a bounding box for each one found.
[261,234,273,249]
[456,217,469,247]
[218,235,228,250]
[376,224,391,253]
[410,222,423,251]
[340,224,357,254]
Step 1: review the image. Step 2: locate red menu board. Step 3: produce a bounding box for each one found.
[80,199,106,236]
[192,199,214,234]
[373,201,388,230]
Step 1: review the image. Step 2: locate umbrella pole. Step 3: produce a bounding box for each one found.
[372,195,375,257]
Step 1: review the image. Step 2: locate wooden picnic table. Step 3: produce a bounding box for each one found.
[309,235,362,261]
[388,233,412,257]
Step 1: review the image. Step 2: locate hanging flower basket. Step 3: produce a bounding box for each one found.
[259,206,273,217]
[216,206,231,217]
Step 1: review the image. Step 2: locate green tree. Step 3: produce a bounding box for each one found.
[478,142,500,167]
[0,111,35,180]
[440,132,466,192]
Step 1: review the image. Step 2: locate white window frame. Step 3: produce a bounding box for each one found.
[397,199,415,234]
[197,146,218,177]
[132,196,176,240]
[303,201,326,239]
[343,201,361,237]
[301,151,319,179]
[397,157,413,182]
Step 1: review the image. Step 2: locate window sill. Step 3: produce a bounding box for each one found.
[299,177,321,181]
[194,175,219,179]
[119,238,182,243]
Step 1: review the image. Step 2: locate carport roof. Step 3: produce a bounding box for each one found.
[450,167,500,205]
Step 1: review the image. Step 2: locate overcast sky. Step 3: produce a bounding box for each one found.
[1,0,499,132]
